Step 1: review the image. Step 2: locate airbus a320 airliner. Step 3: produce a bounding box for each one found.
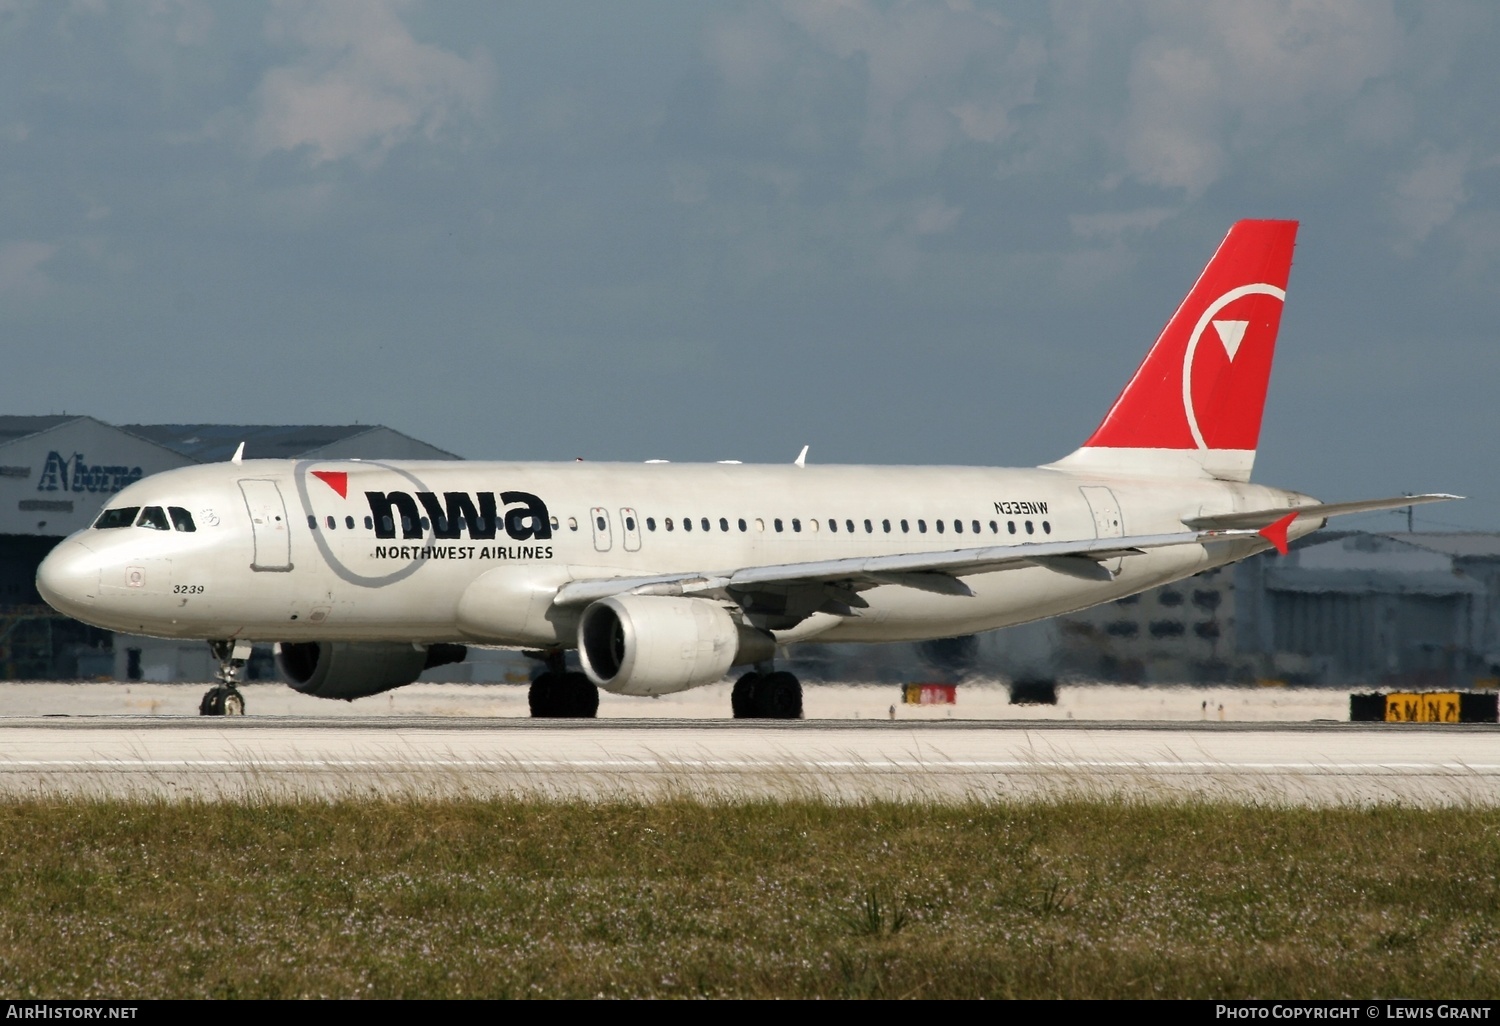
[37,220,1455,717]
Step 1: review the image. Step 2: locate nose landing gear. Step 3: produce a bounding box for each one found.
[200,640,250,716]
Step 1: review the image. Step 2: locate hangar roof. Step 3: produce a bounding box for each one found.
[1380,533,1500,559]
[0,415,86,446]
[119,424,460,463]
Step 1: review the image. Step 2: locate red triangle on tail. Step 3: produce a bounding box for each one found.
[311,471,348,499]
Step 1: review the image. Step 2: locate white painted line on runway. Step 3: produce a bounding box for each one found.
[6,758,1500,772]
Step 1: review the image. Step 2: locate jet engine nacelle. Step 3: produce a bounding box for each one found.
[577,595,774,696]
[276,641,468,700]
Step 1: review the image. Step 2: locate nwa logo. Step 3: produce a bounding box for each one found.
[364,490,552,541]
[37,452,143,494]
[1182,284,1285,451]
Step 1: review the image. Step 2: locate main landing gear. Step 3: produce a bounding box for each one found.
[200,640,250,716]
[526,650,600,719]
[731,670,803,719]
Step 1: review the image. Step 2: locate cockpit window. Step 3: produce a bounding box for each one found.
[169,507,197,532]
[94,507,139,529]
[136,506,170,531]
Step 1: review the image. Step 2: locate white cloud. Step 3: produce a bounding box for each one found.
[1068,208,1176,242]
[1388,145,1472,251]
[669,165,709,205]
[0,241,59,297]
[249,0,492,167]
[1115,1,1403,196]
[909,195,961,236]
[702,1,1040,171]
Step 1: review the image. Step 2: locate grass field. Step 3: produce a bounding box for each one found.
[1,795,1497,999]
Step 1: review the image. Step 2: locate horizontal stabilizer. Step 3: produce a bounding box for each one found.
[1182,494,1461,531]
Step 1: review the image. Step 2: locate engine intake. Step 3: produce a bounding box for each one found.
[276,641,467,700]
[578,595,774,696]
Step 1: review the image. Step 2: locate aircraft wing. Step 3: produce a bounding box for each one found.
[552,525,1270,607]
[555,493,1463,609]
[1181,493,1461,531]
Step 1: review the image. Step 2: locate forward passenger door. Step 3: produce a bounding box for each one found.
[239,480,293,572]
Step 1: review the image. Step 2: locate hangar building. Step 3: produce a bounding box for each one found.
[965,531,1500,689]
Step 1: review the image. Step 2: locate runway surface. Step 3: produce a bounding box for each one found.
[2,717,1497,805]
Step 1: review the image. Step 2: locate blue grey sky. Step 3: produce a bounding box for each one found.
[1,1,1495,530]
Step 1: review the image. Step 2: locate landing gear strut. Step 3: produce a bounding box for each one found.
[731,670,803,719]
[524,649,599,719]
[200,640,251,716]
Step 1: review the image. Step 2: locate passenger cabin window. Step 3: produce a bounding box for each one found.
[683,518,692,532]
[865,520,873,533]
[307,515,318,529]
[792,518,802,533]
[646,517,656,531]
[883,519,891,533]
[918,519,927,534]
[136,506,170,531]
[95,507,140,529]
[596,515,607,531]
[570,517,580,531]
[168,507,196,532]
[935,520,944,534]
[738,518,747,532]
[828,519,838,533]
[846,520,855,534]
[900,519,909,533]
[625,515,637,531]
[365,516,374,530]
[774,519,784,532]
[665,518,674,531]
[719,518,729,532]
[345,516,355,530]
[701,518,710,532]
[972,520,981,534]
[326,516,336,530]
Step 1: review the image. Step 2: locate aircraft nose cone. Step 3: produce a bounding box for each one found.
[37,539,99,617]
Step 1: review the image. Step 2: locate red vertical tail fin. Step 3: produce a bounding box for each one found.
[1047,219,1298,482]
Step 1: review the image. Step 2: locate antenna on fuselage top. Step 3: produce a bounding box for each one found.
[794,445,808,468]
[230,442,245,464]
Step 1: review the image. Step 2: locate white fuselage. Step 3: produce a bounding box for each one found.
[37,458,1316,648]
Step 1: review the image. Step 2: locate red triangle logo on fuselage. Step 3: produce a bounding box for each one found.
[311,470,348,499]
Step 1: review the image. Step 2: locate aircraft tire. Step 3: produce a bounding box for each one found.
[222,690,245,716]
[528,672,559,717]
[731,673,760,718]
[529,672,599,718]
[199,688,224,716]
[754,671,803,720]
[564,672,599,718]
